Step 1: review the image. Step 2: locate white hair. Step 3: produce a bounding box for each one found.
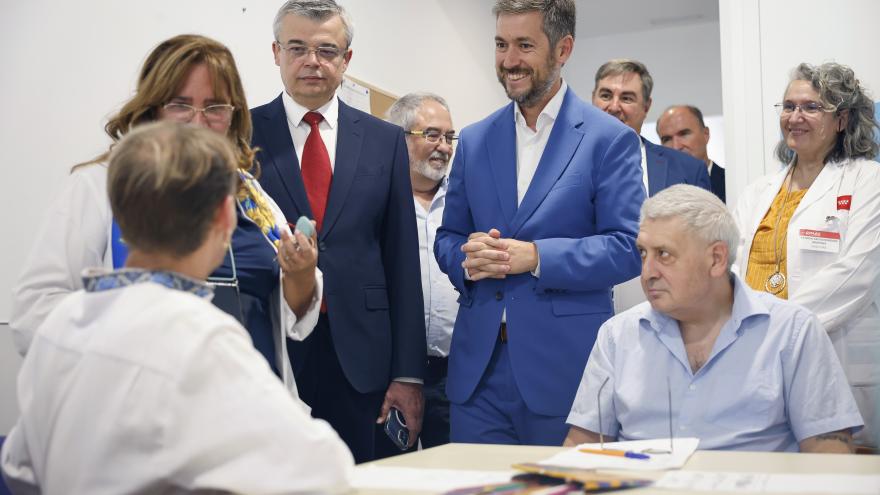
[640,184,739,269]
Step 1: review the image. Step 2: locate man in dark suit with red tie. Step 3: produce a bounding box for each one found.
[250,0,426,463]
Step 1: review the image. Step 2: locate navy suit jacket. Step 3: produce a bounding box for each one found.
[643,139,711,196]
[251,95,426,393]
[709,161,726,203]
[434,88,645,416]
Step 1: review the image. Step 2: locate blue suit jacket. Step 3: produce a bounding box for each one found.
[251,95,426,393]
[434,88,645,416]
[643,139,711,196]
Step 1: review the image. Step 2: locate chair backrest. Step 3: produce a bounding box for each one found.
[0,435,11,495]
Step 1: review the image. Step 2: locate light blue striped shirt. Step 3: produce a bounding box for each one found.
[567,274,863,451]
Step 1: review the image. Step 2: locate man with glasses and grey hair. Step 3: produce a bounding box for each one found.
[386,92,458,450]
[564,184,863,454]
[251,0,426,463]
[435,0,645,445]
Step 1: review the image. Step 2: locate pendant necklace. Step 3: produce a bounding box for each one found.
[765,165,796,294]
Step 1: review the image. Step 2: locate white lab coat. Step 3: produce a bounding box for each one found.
[9,163,319,400]
[734,157,880,446]
[2,279,353,494]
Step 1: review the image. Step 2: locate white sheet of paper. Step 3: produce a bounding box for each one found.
[656,471,880,494]
[352,465,515,492]
[539,438,700,471]
[339,78,371,114]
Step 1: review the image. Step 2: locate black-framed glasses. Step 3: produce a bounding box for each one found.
[774,101,835,116]
[275,41,344,62]
[406,129,458,145]
[163,103,235,124]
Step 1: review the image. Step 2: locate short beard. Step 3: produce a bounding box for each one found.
[413,151,449,182]
[498,53,560,109]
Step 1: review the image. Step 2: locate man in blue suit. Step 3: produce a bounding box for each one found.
[434,0,645,445]
[592,59,711,196]
[251,0,425,463]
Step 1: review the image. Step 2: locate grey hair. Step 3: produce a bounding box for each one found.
[386,92,451,131]
[492,0,576,48]
[640,184,740,270]
[273,0,354,48]
[775,62,879,164]
[594,59,653,102]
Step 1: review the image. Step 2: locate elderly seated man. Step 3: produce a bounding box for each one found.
[564,185,862,453]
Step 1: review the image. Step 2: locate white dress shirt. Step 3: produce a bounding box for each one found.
[513,80,567,206]
[282,90,339,171]
[415,178,458,357]
[1,270,353,494]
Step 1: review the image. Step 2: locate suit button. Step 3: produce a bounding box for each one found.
[318,241,327,251]
[495,291,503,301]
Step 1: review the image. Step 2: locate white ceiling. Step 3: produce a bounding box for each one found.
[577,0,719,38]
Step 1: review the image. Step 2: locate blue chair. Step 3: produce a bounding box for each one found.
[0,435,11,495]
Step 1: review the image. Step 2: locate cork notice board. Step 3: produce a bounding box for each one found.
[340,75,398,118]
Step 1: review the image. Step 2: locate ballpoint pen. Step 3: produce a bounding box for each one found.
[578,448,650,460]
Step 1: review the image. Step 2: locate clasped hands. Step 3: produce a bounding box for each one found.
[461,228,538,281]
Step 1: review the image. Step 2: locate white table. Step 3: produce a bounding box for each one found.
[353,443,880,494]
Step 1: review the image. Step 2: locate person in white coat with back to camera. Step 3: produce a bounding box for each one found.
[734,62,880,450]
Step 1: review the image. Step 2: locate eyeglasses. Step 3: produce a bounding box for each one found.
[163,103,235,124]
[405,130,458,145]
[276,42,344,62]
[595,374,674,454]
[774,101,835,116]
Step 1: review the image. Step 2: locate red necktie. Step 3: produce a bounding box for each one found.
[301,111,332,232]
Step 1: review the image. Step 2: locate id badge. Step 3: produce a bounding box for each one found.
[798,229,840,253]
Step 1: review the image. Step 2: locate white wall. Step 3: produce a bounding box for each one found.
[719,0,880,208]
[0,326,22,434]
[564,20,723,125]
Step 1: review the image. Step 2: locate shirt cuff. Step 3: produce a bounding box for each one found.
[280,268,323,341]
[393,377,424,385]
[530,242,541,277]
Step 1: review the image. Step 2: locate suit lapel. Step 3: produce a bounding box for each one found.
[260,95,313,218]
[321,100,363,240]
[511,89,584,235]
[486,103,518,230]
[644,140,668,197]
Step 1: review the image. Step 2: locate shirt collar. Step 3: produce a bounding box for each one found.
[282,90,339,130]
[82,268,214,299]
[513,79,568,129]
[639,273,769,334]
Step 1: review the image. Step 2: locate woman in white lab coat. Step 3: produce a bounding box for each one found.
[9,35,320,398]
[734,62,880,448]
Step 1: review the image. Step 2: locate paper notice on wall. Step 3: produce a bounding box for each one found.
[340,78,371,114]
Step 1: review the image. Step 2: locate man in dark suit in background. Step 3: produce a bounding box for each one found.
[592,59,710,196]
[657,104,726,202]
[591,59,711,314]
[250,0,425,463]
